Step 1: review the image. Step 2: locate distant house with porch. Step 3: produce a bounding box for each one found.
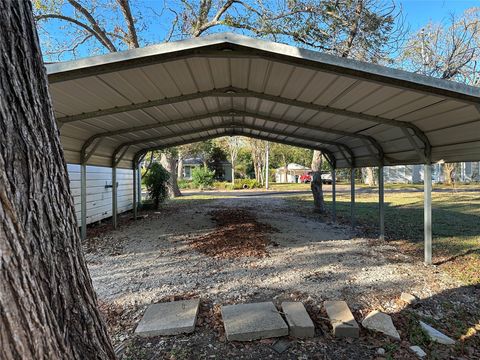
[275,163,311,183]
[182,157,232,181]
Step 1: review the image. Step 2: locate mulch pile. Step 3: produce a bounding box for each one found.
[189,208,277,258]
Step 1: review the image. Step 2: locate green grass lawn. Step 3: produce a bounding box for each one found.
[287,188,480,285]
[269,182,310,191]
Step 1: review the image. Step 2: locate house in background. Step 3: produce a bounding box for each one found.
[182,157,232,181]
[384,162,480,183]
[275,163,311,183]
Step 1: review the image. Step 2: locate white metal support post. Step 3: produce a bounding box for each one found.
[351,168,355,229]
[379,165,385,240]
[133,162,137,220]
[80,163,87,240]
[332,166,336,222]
[137,162,142,208]
[112,166,118,229]
[265,141,269,190]
[424,163,432,265]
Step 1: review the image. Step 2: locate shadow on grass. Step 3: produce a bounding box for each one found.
[291,197,480,250]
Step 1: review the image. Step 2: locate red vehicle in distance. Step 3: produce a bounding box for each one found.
[299,172,312,183]
[300,171,332,184]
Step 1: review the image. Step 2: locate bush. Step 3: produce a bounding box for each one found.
[191,166,215,189]
[143,163,169,209]
[178,179,195,189]
[213,181,234,190]
[233,179,261,189]
[211,179,261,190]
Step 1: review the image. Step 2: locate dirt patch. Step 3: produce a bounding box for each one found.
[188,208,277,258]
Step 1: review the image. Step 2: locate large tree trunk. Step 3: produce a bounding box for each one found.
[443,163,456,184]
[160,153,182,197]
[364,167,377,186]
[177,155,184,180]
[311,150,326,213]
[0,1,114,359]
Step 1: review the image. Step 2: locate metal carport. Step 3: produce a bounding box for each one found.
[46,32,480,265]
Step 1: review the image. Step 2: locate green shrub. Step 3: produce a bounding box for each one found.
[191,166,215,189]
[233,178,261,189]
[143,163,169,209]
[178,179,195,189]
[211,179,261,190]
[213,181,234,190]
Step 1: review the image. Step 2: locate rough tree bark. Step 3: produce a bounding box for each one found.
[160,153,181,197]
[443,163,456,184]
[177,155,184,180]
[311,150,326,213]
[364,167,377,186]
[0,1,114,359]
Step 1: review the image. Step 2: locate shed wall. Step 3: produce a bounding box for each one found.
[67,164,133,225]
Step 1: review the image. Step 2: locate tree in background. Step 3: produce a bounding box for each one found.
[217,137,242,184]
[401,9,480,84]
[247,139,267,184]
[0,0,114,358]
[269,143,313,181]
[160,149,182,197]
[207,144,229,180]
[143,163,170,209]
[229,0,405,63]
[400,8,480,181]
[310,150,325,212]
[235,147,254,178]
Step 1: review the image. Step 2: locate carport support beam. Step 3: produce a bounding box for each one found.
[112,165,118,229]
[137,162,142,208]
[424,163,432,265]
[332,166,336,222]
[80,163,87,240]
[379,165,385,241]
[351,168,355,229]
[265,141,269,190]
[133,164,137,220]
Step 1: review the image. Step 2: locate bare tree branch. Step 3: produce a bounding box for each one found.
[193,0,236,36]
[66,0,117,52]
[35,13,115,52]
[116,0,139,48]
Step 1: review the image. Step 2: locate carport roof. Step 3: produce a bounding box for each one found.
[46,32,480,169]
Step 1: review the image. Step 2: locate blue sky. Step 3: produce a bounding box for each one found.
[400,0,479,26]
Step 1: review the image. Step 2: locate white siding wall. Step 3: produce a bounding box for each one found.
[67,164,133,225]
[384,162,480,183]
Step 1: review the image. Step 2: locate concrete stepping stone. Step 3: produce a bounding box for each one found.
[361,310,400,340]
[221,302,288,341]
[324,301,359,338]
[135,299,200,337]
[281,302,315,338]
[419,321,455,345]
[410,345,427,358]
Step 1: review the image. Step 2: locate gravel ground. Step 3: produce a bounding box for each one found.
[84,191,477,359]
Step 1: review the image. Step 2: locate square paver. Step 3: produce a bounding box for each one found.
[221,302,288,341]
[135,299,200,337]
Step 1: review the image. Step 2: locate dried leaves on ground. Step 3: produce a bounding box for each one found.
[188,208,277,258]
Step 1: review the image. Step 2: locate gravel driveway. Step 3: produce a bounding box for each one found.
[84,191,469,359]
